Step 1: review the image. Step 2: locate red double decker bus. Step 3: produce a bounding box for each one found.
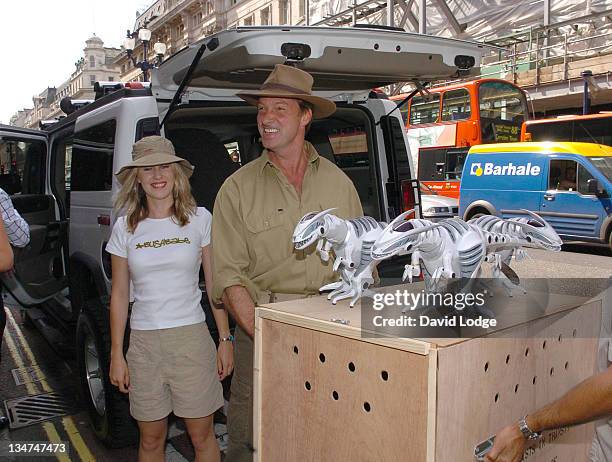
[521,112,612,145]
[392,78,530,198]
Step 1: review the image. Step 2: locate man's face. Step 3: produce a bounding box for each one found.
[257,97,312,152]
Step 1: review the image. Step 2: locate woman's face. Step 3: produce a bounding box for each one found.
[136,163,175,202]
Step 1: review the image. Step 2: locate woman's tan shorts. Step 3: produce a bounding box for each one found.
[126,322,224,422]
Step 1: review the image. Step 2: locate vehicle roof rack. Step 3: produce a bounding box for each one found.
[94,81,150,100]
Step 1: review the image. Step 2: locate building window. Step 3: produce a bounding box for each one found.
[279,0,289,24]
[243,14,254,26]
[90,75,97,86]
[89,55,95,68]
[260,5,271,25]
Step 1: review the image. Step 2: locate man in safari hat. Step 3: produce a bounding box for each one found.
[212,64,363,460]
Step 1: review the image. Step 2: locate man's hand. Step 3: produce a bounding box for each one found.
[485,423,526,462]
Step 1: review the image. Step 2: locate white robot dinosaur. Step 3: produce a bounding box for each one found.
[468,212,562,288]
[292,209,386,307]
[371,209,562,297]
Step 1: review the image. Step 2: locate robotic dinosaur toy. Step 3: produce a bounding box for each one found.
[371,210,562,297]
[292,209,386,307]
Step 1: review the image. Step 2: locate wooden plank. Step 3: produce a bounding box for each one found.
[257,290,593,355]
[253,314,264,462]
[256,304,436,355]
[258,319,430,461]
[426,349,438,462]
[434,300,601,461]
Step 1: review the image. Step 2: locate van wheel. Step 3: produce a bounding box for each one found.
[609,231,612,252]
[76,300,138,447]
[468,209,489,220]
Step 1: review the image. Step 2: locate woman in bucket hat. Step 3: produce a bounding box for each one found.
[107,135,233,461]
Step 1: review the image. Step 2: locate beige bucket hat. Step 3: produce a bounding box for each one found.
[115,136,194,184]
[237,64,336,119]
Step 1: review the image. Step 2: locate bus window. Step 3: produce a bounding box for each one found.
[573,119,612,145]
[445,148,468,180]
[409,94,440,125]
[528,121,571,141]
[398,105,409,125]
[441,89,471,122]
[479,81,527,143]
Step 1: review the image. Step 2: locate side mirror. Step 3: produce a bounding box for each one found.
[587,178,608,197]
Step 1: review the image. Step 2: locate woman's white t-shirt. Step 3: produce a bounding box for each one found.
[106,207,211,330]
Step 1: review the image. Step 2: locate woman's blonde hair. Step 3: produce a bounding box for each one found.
[114,163,197,233]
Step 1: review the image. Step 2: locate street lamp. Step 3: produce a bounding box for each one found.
[123,21,166,82]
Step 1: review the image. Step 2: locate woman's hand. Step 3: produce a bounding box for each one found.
[217,340,234,380]
[109,355,130,393]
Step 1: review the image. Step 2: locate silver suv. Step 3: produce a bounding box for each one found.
[0,25,485,446]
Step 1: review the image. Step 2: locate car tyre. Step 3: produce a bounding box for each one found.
[76,299,138,448]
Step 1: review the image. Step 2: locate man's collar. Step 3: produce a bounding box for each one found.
[258,141,320,175]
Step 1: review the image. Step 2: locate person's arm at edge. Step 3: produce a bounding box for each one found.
[202,245,234,379]
[0,219,14,271]
[108,255,130,393]
[486,365,612,462]
[0,189,29,247]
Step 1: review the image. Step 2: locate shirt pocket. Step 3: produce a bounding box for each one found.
[244,211,294,268]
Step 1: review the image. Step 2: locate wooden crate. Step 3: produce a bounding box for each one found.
[254,292,601,462]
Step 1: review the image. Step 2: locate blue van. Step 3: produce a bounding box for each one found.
[459,142,612,250]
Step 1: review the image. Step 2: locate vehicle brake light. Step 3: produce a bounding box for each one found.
[400,179,416,218]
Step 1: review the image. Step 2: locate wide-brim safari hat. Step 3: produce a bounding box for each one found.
[237,64,336,119]
[115,136,194,184]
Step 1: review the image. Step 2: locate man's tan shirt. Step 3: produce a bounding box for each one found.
[212,142,363,305]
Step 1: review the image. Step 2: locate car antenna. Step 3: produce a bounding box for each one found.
[160,37,220,128]
[376,80,430,125]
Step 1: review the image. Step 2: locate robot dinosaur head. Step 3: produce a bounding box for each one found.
[514,210,563,251]
[371,210,440,260]
[293,208,336,250]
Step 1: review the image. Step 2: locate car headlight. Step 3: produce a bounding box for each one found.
[424,207,450,214]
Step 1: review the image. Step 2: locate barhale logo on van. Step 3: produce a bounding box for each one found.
[470,162,541,177]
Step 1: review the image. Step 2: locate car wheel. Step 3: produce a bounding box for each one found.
[468,208,489,220]
[76,300,138,447]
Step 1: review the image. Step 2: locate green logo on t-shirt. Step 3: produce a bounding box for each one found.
[135,237,191,249]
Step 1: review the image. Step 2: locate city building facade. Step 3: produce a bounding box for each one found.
[11,36,121,129]
[115,0,307,82]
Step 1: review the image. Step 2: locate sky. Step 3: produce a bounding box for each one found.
[0,0,154,124]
